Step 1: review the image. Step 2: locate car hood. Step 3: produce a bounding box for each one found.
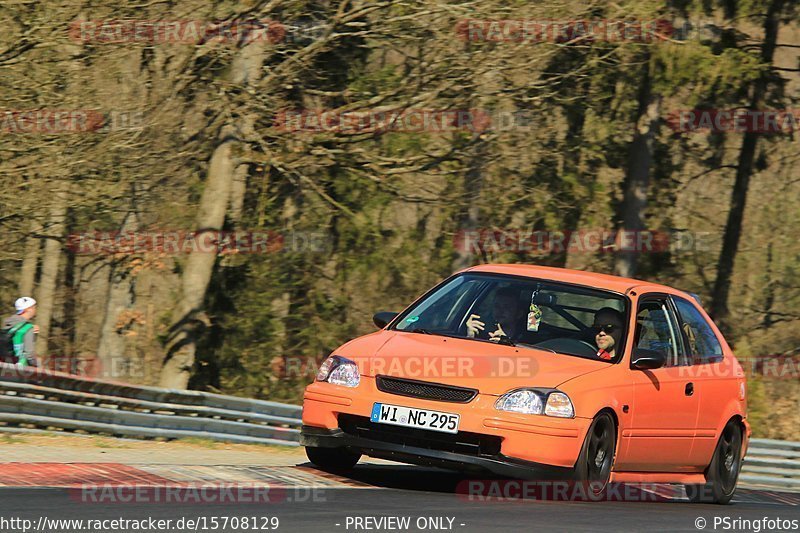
[339,331,608,395]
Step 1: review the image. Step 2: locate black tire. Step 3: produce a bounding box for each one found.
[574,412,616,497]
[686,420,742,504]
[305,446,361,471]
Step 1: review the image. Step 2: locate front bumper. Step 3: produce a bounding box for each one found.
[302,379,591,474]
[300,424,572,479]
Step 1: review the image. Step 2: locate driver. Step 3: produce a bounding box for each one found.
[466,287,525,342]
[592,307,625,360]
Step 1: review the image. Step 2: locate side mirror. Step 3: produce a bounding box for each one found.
[373,311,398,329]
[631,348,667,370]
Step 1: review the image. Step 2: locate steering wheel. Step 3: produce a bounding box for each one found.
[532,338,598,358]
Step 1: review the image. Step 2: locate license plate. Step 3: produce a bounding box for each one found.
[370,403,459,434]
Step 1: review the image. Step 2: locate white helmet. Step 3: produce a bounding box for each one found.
[14,296,36,314]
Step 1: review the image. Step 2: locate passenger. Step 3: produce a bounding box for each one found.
[592,307,625,360]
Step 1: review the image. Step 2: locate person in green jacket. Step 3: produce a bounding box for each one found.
[2,297,39,367]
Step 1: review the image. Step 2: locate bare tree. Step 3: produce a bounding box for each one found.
[35,185,68,360]
[710,0,787,328]
[18,220,41,296]
[96,209,138,379]
[160,41,269,389]
[614,53,662,279]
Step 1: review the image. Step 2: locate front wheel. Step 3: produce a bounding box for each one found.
[574,412,616,497]
[305,446,361,471]
[686,420,743,504]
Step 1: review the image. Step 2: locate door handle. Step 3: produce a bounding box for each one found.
[685,382,694,396]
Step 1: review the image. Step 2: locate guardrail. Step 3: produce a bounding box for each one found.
[0,363,302,446]
[741,438,800,491]
[0,363,796,492]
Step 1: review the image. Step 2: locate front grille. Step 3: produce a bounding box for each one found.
[338,414,502,457]
[376,375,477,403]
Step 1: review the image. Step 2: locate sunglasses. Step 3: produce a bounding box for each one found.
[592,324,618,334]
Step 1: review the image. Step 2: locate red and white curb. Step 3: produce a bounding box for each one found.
[0,463,368,488]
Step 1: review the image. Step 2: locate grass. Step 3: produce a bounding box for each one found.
[747,375,800,440]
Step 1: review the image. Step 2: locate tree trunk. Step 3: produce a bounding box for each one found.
[159,41,267,389]
[18,220,41,296]
[229,164,249,224]
[761,242,775,329]
[159,130,237,388]
[710,0,785,329]
[35,186,68,361]
[61,215,77,374]
[614,57,661,279]
[72,255,110,376]
[452,141,486,272]
[96,210,138,379]
[559,78,589,268]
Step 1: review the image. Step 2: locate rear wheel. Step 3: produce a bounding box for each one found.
[686,420,742,504]
[574,412,616,497]
[305,446,361,471]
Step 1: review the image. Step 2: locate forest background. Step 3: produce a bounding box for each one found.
[1,0,798,438]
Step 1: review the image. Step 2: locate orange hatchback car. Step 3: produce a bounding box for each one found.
[301,265,749,504]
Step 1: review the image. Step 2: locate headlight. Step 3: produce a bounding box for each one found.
[495,389,544,414]
[316,355,360,388]
[495,388,574,418]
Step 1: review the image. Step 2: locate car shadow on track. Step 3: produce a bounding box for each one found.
[298,461,800,507]
[299,461,490,492]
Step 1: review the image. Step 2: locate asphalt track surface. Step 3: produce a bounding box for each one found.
[1,463,799,533]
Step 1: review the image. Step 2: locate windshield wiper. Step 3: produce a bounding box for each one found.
[408,328,433,334]
[491,335,516,347]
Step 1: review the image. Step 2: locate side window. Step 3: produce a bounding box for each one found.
[673,297,723,365]
[635,298,680,367]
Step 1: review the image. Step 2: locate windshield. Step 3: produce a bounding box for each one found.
[392,273,629,362]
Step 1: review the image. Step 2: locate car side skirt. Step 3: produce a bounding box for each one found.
[610,472,708,484]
